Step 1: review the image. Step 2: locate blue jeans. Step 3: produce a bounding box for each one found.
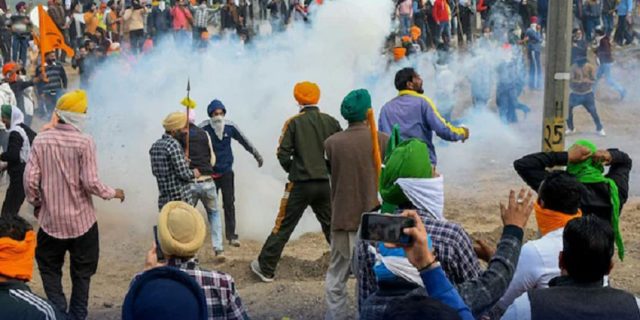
[596,62,625,96]
[399,14,411,36]
[567,92,602,131]
[11,35,28,63]
[528,49,542,89]
[437,22,451,44]
[187,180,223,251]
[602,13,614,36]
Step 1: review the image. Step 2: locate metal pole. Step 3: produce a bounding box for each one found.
[541,0,573,152]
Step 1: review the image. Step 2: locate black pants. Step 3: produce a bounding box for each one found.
[258,180,331,277]
[36,224,99,320]
[129,29,145,54]
[214,171,238,241]
[1,165,26,218]
[614,15,635,46]
[459,6,474,44]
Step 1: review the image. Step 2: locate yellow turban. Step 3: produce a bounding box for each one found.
[157,201,206,258]
[293,81,321,106]
[56,90,88,114]
[163,112,187,131]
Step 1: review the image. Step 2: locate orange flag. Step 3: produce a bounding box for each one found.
[37,5,74,60]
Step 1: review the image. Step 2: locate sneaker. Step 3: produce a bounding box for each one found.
[565,128,576,135]
[229,239,241,247]
[250,260,274,283]
[597,129,606,136]
[214,250,226,263]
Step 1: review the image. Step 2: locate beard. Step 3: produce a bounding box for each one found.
[209,116,225,140]
[416,87,424,94]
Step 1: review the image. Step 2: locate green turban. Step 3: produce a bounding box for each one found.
[379,138,432,210]
[340,89,371,123]
[1,104,11,120]
[567,139,624,260]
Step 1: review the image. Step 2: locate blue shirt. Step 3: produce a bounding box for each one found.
[525,28,542,52]
[617,0,634,15]
[378,90,467,165]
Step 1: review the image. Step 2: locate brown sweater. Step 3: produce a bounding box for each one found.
[324,123,389,232]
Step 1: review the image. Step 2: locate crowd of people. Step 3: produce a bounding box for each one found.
[0,0,636,319]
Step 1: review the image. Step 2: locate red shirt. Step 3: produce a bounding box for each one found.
[432,0,450,23]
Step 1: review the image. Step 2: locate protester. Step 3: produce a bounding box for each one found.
[171,0,193,41]
[149,0,172,42]
[136,201,249,320]
[3,62,38,125]
[601,0,617,37]
[323,89,389,320]
[566,57,603,136]
[221,0,240,32]
[396,0,413,36]
[514,140,632,262]
[72,40,102,88]
[35,51,68,117]
[149,111,200,210]
[0,105,35,218]
[69,2,86,51]
[502,215,640,319]
[614,0,635,46]
[47,0,67,63]
[201,99,263,247]
[458,0,474,45]
[83,2,99,35]
[496,171,584,314]
[594,27,626,100]
[356,134,532,317]
[432,0,451,45]
[571,28,588,64]
[24,90,126,320]
[10,2,31,64]
[123,0,148,54]
[122,266,208,320]
[524,17,542,90]
[0,216,66,320]
[106,1,122,43]
[176,110,224,258]
[251,81,341,282]
[192,0,211,44]
[378,67,469,167]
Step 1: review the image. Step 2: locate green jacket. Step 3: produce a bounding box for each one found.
[277,106,342,182]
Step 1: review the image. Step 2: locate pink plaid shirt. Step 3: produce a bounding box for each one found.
[24,124,115,239]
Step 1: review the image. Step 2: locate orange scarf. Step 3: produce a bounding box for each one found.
[534,202,582,237]
[0,231,36,281]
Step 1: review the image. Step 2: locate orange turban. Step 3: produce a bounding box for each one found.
[201,31,209,40]
[293,81,320,105]
[0,230,36,281]
[393,47,407,61]
[410,26,421,41]
[2,62,18,82]
[401,35,411,43]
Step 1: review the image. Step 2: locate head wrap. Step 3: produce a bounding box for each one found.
[2,62,17,82]
[2,105,30,162]
[56,90,88,114]
[380,139,433,210]
[293,81,320,106]
[410,26,421,41]
[207,99,226,116]
[340,89,371,123]
[0,230,36,281]
[530,16,538,24]
[534,202,582,236]
[122,266,208,320]
[392,47,406,61]
[15,1,26,11]
[157,201,206,258]
[567,139,624,260]
[401,35,411,43]
[162,112,187,132]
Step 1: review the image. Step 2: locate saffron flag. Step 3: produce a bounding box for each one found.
[37,5,74,58]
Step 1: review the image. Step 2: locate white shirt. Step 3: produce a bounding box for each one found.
[497,228,564,310]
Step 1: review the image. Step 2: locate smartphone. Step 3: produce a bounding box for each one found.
[360,213,416,245]
[153,226,165,261]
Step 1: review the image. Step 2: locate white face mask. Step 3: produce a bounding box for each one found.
[213,115,224,122]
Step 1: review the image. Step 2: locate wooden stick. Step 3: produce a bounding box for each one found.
[367,108,382,183]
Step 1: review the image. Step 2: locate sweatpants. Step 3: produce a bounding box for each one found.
[1,165,26,218]
[214,171,238,241]
[325,231,357,320]
[258,180,332,277]
[36,223,99,320]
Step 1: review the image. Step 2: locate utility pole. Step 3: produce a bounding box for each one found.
[541,0,573,152]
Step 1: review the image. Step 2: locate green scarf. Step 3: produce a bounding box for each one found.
[379,125,432,213]
[567,139,624,260]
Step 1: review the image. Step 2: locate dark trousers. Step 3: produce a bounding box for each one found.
[459,6,474,44]
[215,171,238,241]
[129,29,145,54]
[11,35,28,63]
[567,92,602,131]
[36,224,99,320]
[614,15,634,45]
[1,165,26,218]
[258,180,331,277]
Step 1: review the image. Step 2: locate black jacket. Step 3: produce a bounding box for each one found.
[177,123,215,176]
[0,123,36,171]
[8,79,34,114]
[0,280,65,319]
[514,150,632,222]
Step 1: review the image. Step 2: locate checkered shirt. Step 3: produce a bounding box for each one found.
[168,257,249,320]
[193,6,210,28]
[355,208,481,312]
[149,134,194,210]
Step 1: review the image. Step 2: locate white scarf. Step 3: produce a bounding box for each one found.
[7,106,30,163]
[375,253,424,288]
[209,116,225,141]
[396,176,445,221]
[56,110,87,132]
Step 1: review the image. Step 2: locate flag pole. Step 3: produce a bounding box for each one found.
[185,78,191,159]
[367,108,382,186]
[37,5,48,83]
